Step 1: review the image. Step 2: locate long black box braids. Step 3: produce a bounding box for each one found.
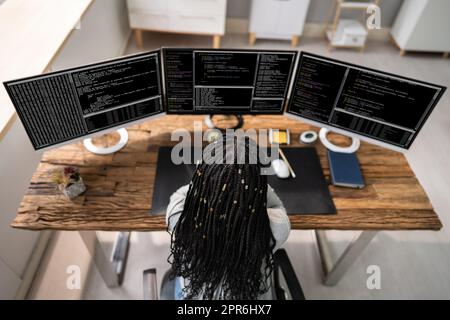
[168,134,276,300]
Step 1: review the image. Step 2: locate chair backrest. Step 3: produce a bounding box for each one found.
[143,268,158,300]
[273,249,305,300]
[159,269,176,300]
[143,249,305,300]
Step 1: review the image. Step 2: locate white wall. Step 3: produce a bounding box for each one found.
[0,119,41,299]
[52,0,130,70]
[0,0,130,299]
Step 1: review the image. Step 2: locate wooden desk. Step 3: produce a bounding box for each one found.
[13,115,441,230]
[11,115,442,286]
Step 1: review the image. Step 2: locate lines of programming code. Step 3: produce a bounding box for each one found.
[287,53,443,149]
[164,49,296,114]
[195,52,257,86]
[72,55,160,115]
[335,69,438,130]
[289,57,347,122]
[164,50,193,99]
[6,74,87,149]
[84,98,161,132]
[195,87,254,111]
[254,53,296,97]
[163,49,194,113]
[331,111,412,146]
[5,51,163,150]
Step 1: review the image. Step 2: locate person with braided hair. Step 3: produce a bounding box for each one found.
[166,135,290,300]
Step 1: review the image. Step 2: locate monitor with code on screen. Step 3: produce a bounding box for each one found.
[163,48,297,115]
[4,51,164,150]
[286,52,446,150]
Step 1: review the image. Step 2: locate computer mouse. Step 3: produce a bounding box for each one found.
[271,159,290,179]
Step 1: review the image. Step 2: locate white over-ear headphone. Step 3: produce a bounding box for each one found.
[83,128,129,155]
[319,128,360,153]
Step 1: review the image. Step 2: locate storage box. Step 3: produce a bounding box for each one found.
[328,19,368,47]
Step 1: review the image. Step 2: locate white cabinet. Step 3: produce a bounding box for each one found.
[391,0,450,57]
[126,0,227,48]
[249,0,310,46]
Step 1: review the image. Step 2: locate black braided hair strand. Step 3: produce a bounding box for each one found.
[168,135,276,300]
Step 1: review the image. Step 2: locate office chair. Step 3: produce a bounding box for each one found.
[143,249,305,300]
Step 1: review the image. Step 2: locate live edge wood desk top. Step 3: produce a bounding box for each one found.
[12,115,442,231]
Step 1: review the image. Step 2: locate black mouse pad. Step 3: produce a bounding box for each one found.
[150,147,336,216]
[266,148,336,215]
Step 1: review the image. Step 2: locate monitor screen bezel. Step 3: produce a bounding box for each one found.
[3,50,165,151]
[162,47,298,115]
[285,51,447,152]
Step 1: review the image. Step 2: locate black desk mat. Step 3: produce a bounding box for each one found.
[150,147,336,216]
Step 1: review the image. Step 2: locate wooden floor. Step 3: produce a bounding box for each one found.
[28,33,450,300]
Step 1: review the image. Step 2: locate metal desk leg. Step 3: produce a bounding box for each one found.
[314,230,378,286]
[79,231,130,288]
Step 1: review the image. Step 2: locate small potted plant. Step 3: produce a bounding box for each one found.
[52,166,86,200]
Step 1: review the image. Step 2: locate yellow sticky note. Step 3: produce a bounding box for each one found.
[272,130,289,144]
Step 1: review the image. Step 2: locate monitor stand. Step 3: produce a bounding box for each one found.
[319,128,360,153]
[83,128,129,155]
[204,114,244,131]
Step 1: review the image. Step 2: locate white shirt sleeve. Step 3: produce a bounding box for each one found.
[267,185,291,250]
[166,184,190,232]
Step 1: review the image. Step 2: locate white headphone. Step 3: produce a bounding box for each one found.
[83,128,129,155]
[319,128,360,153]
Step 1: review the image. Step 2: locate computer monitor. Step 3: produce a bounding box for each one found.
[4,50,164,151]
[163,48,297,115]
[286,52,446,152]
